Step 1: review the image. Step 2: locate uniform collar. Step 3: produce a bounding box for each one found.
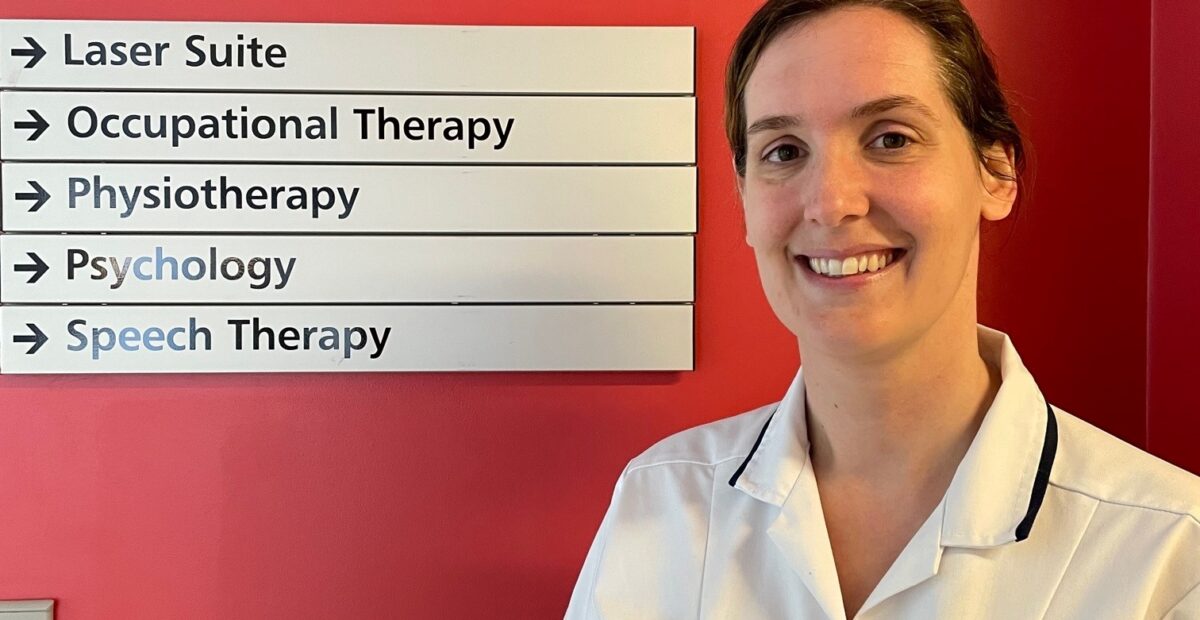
[729,323,1059,549]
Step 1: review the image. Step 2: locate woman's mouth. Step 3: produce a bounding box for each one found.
[798,248,908,280]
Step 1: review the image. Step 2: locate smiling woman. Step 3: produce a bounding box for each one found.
[566,1,1200,619]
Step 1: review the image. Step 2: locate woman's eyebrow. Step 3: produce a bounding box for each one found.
[850,95,939,123]
[745,95,939,137]
[746,114,802,137]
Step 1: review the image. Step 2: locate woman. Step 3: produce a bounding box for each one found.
[566,1,1200,618]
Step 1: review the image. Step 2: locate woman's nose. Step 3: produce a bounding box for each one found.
[801,146,869,227]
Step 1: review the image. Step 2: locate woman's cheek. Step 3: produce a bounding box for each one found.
[744,188,801,250]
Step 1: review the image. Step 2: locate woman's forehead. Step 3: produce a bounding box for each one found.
[744,6,949,125]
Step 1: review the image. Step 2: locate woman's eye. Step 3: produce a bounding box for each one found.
[870,132,912,150]
[765,144,803,163]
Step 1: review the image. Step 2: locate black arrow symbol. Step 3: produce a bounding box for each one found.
[15,180,50,212]
[14,110,48,141]
[11,37,46,69]
[14,252,48,284]
[13,323,48,355]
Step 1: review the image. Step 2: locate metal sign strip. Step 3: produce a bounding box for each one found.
[0,234,695,303]
[1,162,697,233]
[0,304,694,373]
[0,21,694,94]
[0,91,697,163]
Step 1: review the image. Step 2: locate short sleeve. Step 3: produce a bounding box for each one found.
[1163,581,1200,620]
[563,460,715,619]
[564,474,624,620]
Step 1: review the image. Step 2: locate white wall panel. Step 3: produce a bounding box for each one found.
[0,304,693,373]
[0,21,693,94]
[0,234,694,303]
[1,163,696,233]
[0,91,696,163]
[0,20,698,373]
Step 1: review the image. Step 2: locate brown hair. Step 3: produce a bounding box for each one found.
[725,0,1025,193]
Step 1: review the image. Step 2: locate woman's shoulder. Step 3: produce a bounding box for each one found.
[1050,404,1200,526]
[621,401,778,478]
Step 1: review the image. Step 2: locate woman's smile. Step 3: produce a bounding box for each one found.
[796,247,909,289]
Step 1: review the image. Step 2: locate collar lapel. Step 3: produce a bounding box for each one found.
[729,368,809,505]
[729,369,849,619]
[858,500,946,614]
[725,325,1059,617]
[768,459,849,620]
[940,325,1059,548]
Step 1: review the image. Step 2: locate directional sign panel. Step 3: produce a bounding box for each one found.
[0,234,694,303]
[1,163,697,233]
[0,20,697,373]
[0,21,693,94]
[0,304,694,373]
[0,91,696,163]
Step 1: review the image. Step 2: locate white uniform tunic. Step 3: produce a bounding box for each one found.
[566,325,1200,619]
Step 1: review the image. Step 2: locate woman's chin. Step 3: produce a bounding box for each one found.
[793,316,899,360]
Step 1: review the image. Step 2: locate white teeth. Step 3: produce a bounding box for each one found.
[807,250,897,278]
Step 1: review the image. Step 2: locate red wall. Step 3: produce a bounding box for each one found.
[971,0,1151,446]
[0,1,1183,618]
[1147,0,1200,474]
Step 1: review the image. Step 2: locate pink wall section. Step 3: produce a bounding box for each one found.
[0,0,1187,618]
[1147,0,1200,474]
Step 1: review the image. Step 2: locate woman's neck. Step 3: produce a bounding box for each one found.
[801,315,1001,486]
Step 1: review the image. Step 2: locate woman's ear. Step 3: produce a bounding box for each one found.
[980,141,1018,221]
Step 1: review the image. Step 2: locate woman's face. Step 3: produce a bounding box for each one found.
[738,6,1015,359]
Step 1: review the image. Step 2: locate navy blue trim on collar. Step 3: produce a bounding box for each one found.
[727,399,1060,543]
[728,407,777,487]
[1015,401,1058,541]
